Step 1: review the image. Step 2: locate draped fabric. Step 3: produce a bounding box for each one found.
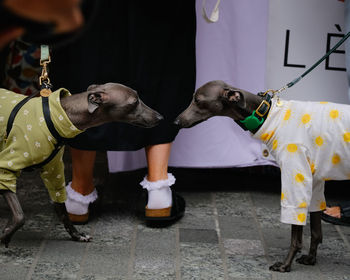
[108,0,273,172]
[108,0,348,172]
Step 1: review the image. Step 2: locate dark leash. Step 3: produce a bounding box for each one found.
[240,31,350,132]
[271,31,350,98]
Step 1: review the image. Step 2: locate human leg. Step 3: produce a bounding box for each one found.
[140,143,185,221]
[65,147,98,223]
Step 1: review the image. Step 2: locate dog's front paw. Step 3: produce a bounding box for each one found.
[71,232,92,242]
[269,262,291,272]
[296,254,316,265]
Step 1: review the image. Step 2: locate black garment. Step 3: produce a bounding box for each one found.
[50,0,196,151]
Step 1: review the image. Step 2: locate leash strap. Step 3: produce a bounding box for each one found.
[23,97,65,172]
[42,96,64,143]
[39,45,53,97]
[276,31,350,94]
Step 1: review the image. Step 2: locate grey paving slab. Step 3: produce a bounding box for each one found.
[180,242,225,280]
[318,255,350,280]
[177,211,216,230]
[0,232,42,268]
[219,216,260,240]
[179,228,218,243]
[261,226,292,250]
[82,244,130,278]
[223,239,265,256]
[0,264,29,280]
[91,214,135,247]
[133,226,176,276]
[254,206,285,228]
[215,192,255,217]
[31,260,81,279]
[226,254,272,279]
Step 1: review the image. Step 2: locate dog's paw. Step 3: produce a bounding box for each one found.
[71,232,92,242]
[77,232,92,242]
[296,254,316,265]
[269,262,291,272]
[0,237,10,248]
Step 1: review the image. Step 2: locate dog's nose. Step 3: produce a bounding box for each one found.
[157,114,164,121]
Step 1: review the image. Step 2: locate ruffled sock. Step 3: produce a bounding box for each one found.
[140,173,175,209]
[64,182,98,215]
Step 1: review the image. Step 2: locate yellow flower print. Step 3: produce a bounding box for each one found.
[343,132,350,143]
[332,154,341,165]
[281,192,285,201]
[301,113,311,124]
[284,109,292,121]
[329,109,339,119]
[260,130,275,142]
[298,202,308,208]
[297,213,306,223]
[295,173,305,183]
[272,139,278,150]
[315,136,324,147]
[287,144,298,153]
[319,201,326,210]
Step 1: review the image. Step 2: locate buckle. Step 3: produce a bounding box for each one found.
[255,100,270,118]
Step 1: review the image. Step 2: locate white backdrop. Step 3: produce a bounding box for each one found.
[267,0,348,103]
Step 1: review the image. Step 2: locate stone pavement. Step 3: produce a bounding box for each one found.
[0,151,349,280]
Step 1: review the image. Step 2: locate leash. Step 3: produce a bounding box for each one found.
[271,31,350,97]
[240,31,350,132]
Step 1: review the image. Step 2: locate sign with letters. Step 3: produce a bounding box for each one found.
[266,0,348,103]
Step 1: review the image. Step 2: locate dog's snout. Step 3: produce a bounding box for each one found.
[157,114,164,121]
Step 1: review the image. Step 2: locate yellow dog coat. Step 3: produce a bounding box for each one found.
[0,88,83,203]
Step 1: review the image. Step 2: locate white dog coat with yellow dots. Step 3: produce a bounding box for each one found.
[0,88,83,203]
[254,98,350,226]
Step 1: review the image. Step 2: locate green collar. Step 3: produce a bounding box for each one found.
[240,93,272,132]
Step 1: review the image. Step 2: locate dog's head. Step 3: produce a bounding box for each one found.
[87,83,163,128]
[174,80,249,128]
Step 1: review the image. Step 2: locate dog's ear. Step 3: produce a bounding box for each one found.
[222,88,246,108]
[87,84,99,91]
[87,92,109,113]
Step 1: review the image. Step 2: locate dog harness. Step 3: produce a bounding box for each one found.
[253,98,350,226]
[0,88,83,202]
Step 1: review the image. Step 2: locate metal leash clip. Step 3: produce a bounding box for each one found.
[39,45,52,97]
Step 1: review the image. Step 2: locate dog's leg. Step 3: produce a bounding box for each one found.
[53,202,91,242]
[296,211,322,265]
[0,190,25,248]
[269,224,303,272]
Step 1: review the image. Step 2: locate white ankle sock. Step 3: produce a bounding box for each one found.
[65,182,98,215]
[140,173,175,209]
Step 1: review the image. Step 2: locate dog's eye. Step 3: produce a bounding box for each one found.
[133,98,139,106]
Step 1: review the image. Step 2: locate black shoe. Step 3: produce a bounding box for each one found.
[145,189,185,223]
[321,206,350,227]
